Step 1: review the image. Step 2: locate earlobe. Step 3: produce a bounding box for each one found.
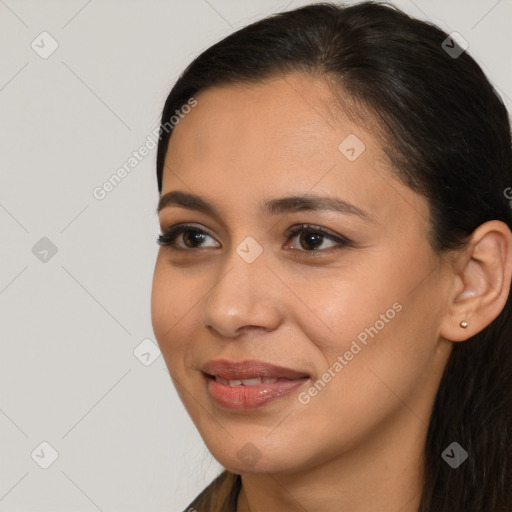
[439,220,512,343]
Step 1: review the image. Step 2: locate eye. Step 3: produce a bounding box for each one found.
[157,224,219,250]
[156,223,352,253]
[284,224,351,253]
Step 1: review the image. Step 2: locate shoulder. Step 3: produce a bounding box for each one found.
[182,470,241,512]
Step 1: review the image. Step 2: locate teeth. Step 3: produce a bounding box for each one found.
[240,377,260,386]
[214,376,279,386]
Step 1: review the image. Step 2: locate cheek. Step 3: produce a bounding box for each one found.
[302,293,408,397]
[301,279,441,420]
[291,309,427,456]
[295,257,440,400]
[150,256,197,370]
[290,264,403,356]
[303,244,436,357]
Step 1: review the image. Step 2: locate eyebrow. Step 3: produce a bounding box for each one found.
[157,190,375,222]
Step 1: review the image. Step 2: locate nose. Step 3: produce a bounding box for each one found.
[201,251,283,338]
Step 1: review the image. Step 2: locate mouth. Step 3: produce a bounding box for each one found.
[201,359,311,410]
[205,375,301,386]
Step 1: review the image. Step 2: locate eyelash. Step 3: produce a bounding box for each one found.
[156,223,352,255]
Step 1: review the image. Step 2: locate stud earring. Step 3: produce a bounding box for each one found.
[460,321,468,328]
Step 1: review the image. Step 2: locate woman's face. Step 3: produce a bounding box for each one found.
[151,73,453,474]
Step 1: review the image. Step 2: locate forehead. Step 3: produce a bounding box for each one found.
[167,73,367,166]
[161,73,429,232]
[165,73,388,183]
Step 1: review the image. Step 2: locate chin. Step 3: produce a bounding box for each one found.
[203,432,316,476]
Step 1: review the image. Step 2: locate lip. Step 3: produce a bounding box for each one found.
[202,359,310,380]
[201,359,310,410]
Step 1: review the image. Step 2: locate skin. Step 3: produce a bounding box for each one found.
[151,72,512,512]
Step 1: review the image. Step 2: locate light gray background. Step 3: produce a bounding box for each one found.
[0,0,510,510]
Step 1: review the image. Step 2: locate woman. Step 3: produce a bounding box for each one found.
[151,2,512,511]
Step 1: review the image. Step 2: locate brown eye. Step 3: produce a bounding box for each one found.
[297,231,325,250]
[182,229,207,248]
[286,224,351,252]
[157,225,219,249]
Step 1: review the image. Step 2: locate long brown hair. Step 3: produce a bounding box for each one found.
[186,470,240,511]
[157,3,512,510]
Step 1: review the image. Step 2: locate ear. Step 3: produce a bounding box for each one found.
[440,220,512,342]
